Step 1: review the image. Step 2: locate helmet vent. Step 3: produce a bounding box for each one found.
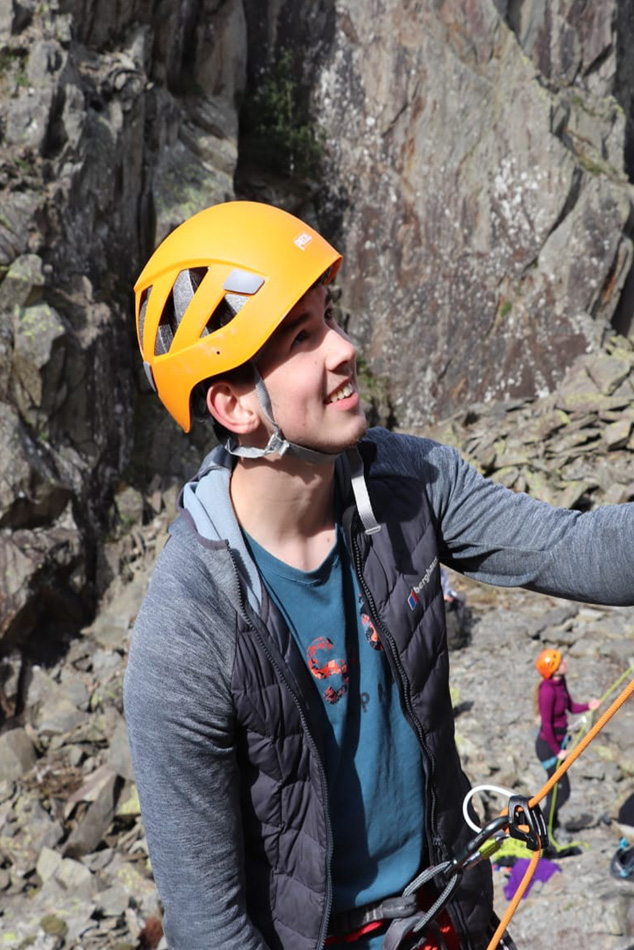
[138,287,151,351]
[201,293,248,338]
[155,267,207,356]
[155,311,176,355]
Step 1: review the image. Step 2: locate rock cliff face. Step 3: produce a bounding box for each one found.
[312,0,634,428]
[0,0,245,657]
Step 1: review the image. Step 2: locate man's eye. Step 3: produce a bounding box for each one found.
[293,329,310,346]
[325,307,336,323]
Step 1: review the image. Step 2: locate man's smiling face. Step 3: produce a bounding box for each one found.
[254,284,368,456]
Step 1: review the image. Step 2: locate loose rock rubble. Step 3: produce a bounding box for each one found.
[0,512,171,950]
[450,581,634,950]
[417,335,634,510]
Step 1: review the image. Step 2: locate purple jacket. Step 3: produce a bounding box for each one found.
[538,676,589,754]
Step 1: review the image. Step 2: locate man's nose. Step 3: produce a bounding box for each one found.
[326,322,356,366]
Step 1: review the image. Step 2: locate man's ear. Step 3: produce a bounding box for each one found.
[206,380,261,436]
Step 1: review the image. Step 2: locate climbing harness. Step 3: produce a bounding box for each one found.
[324,795,538,949]
[324,665,634,949]
[326,894,459,949]
[336,666,634,950]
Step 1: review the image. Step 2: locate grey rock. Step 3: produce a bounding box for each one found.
[65,764,118,811]
[58,668,91,711]
[311,0,634,428]
[0,798,63,871]
[81,847,115,872]
[106,851,159,913]
[90,649,123,678]
[94,881,129,917]
[0,253,45,310]
[108,717,134,782]
[586,355,634,396]
[0,2,632,947]
[52,855,96,897]
[0,191,42,266]
[26,668,86,737]
[0,727,36,781]
[36,844,63,883]
[63,769,119,858]
[602,418,632,450]
[4,86,54,150]
[12,301,66,418]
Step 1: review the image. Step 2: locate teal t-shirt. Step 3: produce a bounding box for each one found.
[244,524,425,943]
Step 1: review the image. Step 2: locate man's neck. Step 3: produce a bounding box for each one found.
[230,456,338,572]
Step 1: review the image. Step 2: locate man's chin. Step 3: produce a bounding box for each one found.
[303,417,369,455]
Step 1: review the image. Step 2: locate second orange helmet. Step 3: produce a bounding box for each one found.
[535,648,562,679]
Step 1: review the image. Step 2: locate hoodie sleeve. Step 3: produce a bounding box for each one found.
[392,434,634,606]
[123,541,270,950]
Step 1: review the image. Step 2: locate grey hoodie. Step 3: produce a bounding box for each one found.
[123,428,634,950]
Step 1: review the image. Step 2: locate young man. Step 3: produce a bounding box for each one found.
[123,200,634,950]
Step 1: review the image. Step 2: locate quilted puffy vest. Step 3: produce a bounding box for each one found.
[231,446,494,950]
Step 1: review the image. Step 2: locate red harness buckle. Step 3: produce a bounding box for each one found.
[325,920,386,944]
[326,892,460,949]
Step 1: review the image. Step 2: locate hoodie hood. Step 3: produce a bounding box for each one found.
[179,444,263,610]
[178,440,381,612]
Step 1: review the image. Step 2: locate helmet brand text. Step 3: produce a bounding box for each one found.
[294,233,313,250]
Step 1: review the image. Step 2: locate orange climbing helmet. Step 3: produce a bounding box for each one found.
[535,648,562,679]
[134,200,342,431]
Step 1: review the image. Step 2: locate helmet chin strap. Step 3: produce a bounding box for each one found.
[222,368,340,465]
[222,368,382,536]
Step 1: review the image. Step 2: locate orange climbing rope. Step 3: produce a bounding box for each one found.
[485,670,634,950]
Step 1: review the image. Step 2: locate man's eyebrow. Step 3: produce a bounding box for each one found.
[278,291,334,337]
[279,309,311,337]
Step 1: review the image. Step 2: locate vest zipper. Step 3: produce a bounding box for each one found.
[349,531,439,844]
[225,542,333,950]
[350,531,446,860]
[349,528,476,948]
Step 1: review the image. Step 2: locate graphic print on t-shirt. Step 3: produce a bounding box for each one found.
[307,635,349,704]
[360,603,383,652]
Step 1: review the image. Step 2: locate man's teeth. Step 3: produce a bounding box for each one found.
[329,382,354,403]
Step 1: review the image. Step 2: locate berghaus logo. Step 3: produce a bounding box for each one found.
[408,556,439,610]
